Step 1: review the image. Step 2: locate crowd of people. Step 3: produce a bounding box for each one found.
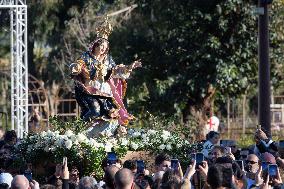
[1,126,284,189]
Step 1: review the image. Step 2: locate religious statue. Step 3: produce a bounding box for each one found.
[70,17,142,128]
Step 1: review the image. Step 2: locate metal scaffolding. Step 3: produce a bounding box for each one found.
[0,0,28,138]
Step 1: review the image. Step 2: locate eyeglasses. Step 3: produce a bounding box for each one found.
[246,160,258,164]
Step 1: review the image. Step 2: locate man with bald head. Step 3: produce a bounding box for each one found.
[245,154,260,189]
[104,165,120,189]
[11,175,39,189]
[114,168,134,189]
[11,175,30,189]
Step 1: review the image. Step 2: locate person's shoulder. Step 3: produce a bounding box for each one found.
[0,140,5,147]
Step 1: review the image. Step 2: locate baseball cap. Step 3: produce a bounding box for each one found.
[0,172,13,187]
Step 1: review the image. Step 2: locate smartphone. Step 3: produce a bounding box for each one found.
[190,153,196,161]
[235,160,244,170]
[268,164,278,178]
[279,140,284,148]
[261,161,268,170]
[24,170,32,181]
[107,152,117,165]
[195,152,204,168]
[171,159,179,171]
[136,160,145,174]
[225,147,231,154]
[63,157,67,165]
[256,124,261,130]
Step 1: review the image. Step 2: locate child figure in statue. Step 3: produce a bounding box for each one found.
[70,17,141,126]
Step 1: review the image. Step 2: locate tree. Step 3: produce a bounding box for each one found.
[110,0,284,138]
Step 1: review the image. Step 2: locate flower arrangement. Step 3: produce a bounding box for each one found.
[14,124,201,178]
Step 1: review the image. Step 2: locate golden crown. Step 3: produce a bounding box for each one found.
[96,16,113,40]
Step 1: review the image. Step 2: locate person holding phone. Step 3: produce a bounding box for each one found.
[154,154,171,172]
[209,146,226,163]
[254,127,278,157]
[202,131,220,158]
[47,157,69,189]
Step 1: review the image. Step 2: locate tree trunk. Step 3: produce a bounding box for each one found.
[182,85,216,140]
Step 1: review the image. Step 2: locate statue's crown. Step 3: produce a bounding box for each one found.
[96,16,113,40]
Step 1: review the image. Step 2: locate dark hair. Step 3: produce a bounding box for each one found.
[160,169,180,189]
[104,165,119,189]
[155,154,171,166]
[206,131,219,140]
[207,165,223,189]
[232,162,244,180]
[40,184,56,189]
[215,156,233,164]
[123,160,137,171]
[4,130,17,142]
[90,38,109,54]
[212,146,226,155]
[0,183,9,189]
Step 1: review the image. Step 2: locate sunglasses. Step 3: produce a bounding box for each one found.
[246,160,258,164]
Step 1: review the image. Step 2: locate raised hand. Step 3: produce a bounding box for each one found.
[130,59,142,70]
[272,167,282,185]
[184,160,196,180]
[255,166,264,186]
[199,161,208,177]
[30,180,40,189]
[61,157,69,180]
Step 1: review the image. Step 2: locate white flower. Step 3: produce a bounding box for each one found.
[131,142,139,150]
[176,143,182,148]
[70,135,77,142]
[44,146,49,152]
[104,143,113,152]
[161,130,171,142]
[159,144,166,150]
[166,144,172,150]
[46,130,54,137]
[64,140,73,149]
[54,138,63,147]
[54,131,60,137]
[77,133,87,143]
[141,134,149,143]
[120,138,128,146]
[40,131,47,137]
[147,129,157,135]
[132,131,141,138]
[73,139,79,145]
[108,138,118,146]
[65,130,74,137]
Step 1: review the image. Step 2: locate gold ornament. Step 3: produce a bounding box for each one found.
[96,16,113,40]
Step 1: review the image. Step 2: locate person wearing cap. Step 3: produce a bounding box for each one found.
[0,172,13,188]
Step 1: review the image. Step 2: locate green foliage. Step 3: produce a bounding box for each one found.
[14,118,200,179]
[49,116,87,134]
[131,111,199,141]
[110,0,284,122]
[237,134,255,148]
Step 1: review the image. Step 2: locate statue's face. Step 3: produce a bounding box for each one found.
[95,40,108,55]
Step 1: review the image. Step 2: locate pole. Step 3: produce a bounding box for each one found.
[258,0,271,137]
[227,96,230,137]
